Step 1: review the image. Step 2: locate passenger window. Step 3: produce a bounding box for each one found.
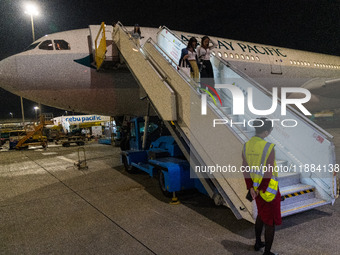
[54,40,70,50]
[39,40,53,50]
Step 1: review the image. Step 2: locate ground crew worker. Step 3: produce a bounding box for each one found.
[242,118,281,255]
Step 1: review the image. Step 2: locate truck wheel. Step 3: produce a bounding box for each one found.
[158,170,172,197]
[122,155,135,173]
[120,137,130,151]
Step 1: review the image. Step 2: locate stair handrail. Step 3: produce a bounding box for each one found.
[116,21,131,36]
[147,39,183,71]
[213,53,335,142]
[213,55,336,195]
[159,26,334,142]
[95,22,107,70]
[115,23,172,86]
[154,26,263,141]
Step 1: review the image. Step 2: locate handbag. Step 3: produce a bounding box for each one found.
[246,190,253,202]
[198,48,206,73]
[179,59,191,77]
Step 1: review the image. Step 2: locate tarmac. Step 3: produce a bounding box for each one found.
[0,140,340,255]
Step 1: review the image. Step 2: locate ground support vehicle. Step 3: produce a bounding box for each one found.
[60,135,86,147]
[121,117,207,198]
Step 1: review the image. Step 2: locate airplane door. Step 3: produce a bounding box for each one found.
[268,56,283,74]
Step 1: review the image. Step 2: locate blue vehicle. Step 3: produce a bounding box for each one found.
[121,117,206,197]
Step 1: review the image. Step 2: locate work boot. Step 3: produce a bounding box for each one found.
[254,241,265,251]
[263,252,279,255]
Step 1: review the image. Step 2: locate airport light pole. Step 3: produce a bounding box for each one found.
[24,3,39,42]
[23,3,39,128]
[34,106,39,120]
[20,97,25,128]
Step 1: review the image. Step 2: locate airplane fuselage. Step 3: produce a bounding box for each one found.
[0,25,339,116]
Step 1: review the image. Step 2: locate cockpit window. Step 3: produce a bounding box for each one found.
[54,40,70,50]
[24,42,39,51]
[39,40,53,50]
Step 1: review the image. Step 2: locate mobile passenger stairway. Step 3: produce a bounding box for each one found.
[90,22,338,223]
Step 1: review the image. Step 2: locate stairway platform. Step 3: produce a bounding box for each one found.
[281,198,329,217]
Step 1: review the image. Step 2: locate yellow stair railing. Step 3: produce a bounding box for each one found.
[15,115,47,149]
[95,22,107,70]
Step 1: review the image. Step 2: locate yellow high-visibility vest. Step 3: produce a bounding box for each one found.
[243,136,278,202]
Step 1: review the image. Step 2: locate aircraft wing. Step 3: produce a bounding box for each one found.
[301,77,340,98]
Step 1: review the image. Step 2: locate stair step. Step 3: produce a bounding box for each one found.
[281,198,329,217]
[278,172,300,188]
[220,107,231,115]
[280,183,315,196]
[229,115,239,121]
[276,159,288,167]
[280,184,316,207]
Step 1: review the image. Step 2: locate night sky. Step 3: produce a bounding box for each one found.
[0,0,339,119]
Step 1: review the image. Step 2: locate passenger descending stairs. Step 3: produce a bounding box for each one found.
[92,22,337,223]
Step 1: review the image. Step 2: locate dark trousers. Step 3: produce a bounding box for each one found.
[200,60,215,91]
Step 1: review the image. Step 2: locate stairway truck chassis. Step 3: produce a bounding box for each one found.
[121,117,207,197]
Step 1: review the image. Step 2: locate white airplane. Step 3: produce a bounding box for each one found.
[0,25,339,116]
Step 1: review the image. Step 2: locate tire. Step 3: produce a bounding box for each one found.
[122,155,136,173]
[158,170,172,197]
[120,136,130,151]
